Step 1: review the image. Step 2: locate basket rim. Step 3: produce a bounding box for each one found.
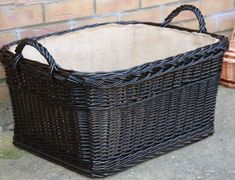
[0,21,229,88]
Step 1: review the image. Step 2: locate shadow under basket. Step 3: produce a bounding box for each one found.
[0,5,229,178]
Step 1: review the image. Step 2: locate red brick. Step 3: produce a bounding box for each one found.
[96,0,139,14]
[122,7,161,22]
[201,0,234,16]
[205,16,217,33]
[16,0,60,5]
[0,5,43,30]
[0,32,16,80]
[176,16,217,33]
[0,0,14,5]
[217,12,235,32]
[141,0,179,7]
[70,16,118,28]
[16,0,42,4]
[0,32,16,79]
[0,32,16,47]
[20,22,69,39]
[45,0,94,23]
[219,30,233,39]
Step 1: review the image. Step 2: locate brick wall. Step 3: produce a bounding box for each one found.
[0,0,234,46]
[0,0,235,130]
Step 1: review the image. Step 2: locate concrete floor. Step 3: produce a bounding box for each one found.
[0,86,235,180]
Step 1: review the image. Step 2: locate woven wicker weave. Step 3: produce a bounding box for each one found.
[0,5,229,178]
[220,26,235,87]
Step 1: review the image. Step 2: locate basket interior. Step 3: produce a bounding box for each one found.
[10,23,218,72]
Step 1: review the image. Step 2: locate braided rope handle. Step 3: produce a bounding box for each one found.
[161,5,207,33]
[14,38,60,79]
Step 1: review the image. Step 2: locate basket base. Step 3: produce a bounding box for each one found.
[220,80,235,88]
[13,127,214,178]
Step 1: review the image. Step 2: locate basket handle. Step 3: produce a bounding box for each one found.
[161,4,207,33]
[14,38,60,79]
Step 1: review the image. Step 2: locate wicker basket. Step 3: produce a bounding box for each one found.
[0,5,229,178]
[220,27,235,87]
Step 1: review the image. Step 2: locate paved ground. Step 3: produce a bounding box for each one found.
[0,86,235,180]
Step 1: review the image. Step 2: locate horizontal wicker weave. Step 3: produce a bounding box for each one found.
[220,27,235,87]
[0,5,229,178]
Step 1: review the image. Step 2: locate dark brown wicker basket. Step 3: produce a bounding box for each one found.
[0,5,229,178]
